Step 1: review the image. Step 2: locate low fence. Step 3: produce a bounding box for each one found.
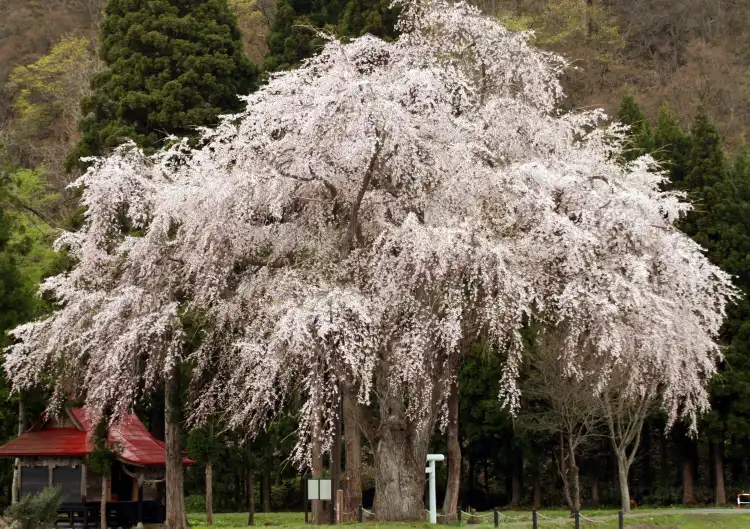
[356,506,626,528]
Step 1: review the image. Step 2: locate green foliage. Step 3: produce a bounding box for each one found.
[263,0,398,72]
[617,93,654,162]
[187,424,220,464]
[3,486,62,529]
[66,0,259,169]
[184,493,207,512]
[9,37,99,137]
[85,419,118,476]
[638,105,750,454]
[499,0,623,50]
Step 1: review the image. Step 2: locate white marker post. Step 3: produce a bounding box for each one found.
[426,454,445,524]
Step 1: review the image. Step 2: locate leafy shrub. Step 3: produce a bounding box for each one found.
[184,494,207,513]
[4,486,62,529]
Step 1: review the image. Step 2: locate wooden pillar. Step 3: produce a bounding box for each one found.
[82,464,88,502]
[49,464,54,487]
[137,481,144,529]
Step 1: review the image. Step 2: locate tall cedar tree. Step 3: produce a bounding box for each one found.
[653,102,692,188]
[66,0,258,169]
[263,0,398,72]
[617,93,654,162]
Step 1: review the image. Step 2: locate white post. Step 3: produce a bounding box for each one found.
[426,454,445,524]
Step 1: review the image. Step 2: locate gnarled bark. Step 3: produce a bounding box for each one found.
[373,421,431,520]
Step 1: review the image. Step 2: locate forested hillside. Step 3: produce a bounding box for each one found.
[1,0,750,517]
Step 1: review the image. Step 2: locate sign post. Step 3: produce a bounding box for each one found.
[307,479,333,524]
[425,454,445,524]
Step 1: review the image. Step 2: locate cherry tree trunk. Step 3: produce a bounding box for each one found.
[616,455,631,514]
[714,442,726,506]
[442,375,461,519]
[558,438,573,512]
[206,461,214,525]
[373,423,430,521]
[165,365,187,529]
[343,390,362,519]
[567,437,581,512]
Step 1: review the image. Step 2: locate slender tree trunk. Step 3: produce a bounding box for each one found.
[468,457,475,507]
[659,431,668,487]
[373,423,431,520]
[262,463,272,513]
[312,407,325,524]
[682,458,695,506]
[165,364,187,529]
[206,461,214,525]
[714,441,726,506]
[483,458,490,506]
[11,394,25,504]
[206,420,214,525]
[442,375,461,519]
[558,436,573,512]
[616,455,631,514]
[343,390,362,520]
[510,451,522,507]
[248,448,255,526]
[642,424,652,488]
[590,473,600,508]
[331,390,342,522]
[567,436,581,512]
[533,477,541,508]
[101,474,107,529]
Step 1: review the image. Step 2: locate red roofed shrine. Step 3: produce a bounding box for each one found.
[0,406,193,526]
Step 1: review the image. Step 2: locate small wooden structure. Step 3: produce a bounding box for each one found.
[0,407,193,527]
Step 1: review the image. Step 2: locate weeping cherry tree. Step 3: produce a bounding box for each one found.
[4,0,734,521]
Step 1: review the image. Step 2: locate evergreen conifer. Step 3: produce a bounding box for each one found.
[66,0,258,169]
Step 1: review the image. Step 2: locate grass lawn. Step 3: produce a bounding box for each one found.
[186,509,750,529]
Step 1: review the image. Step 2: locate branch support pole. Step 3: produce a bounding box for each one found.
[425,454,445,524]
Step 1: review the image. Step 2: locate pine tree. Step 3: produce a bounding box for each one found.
[653,102,692,188]
[263,0,397,72]
[66,0,258,169]
[617,93,654,162]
